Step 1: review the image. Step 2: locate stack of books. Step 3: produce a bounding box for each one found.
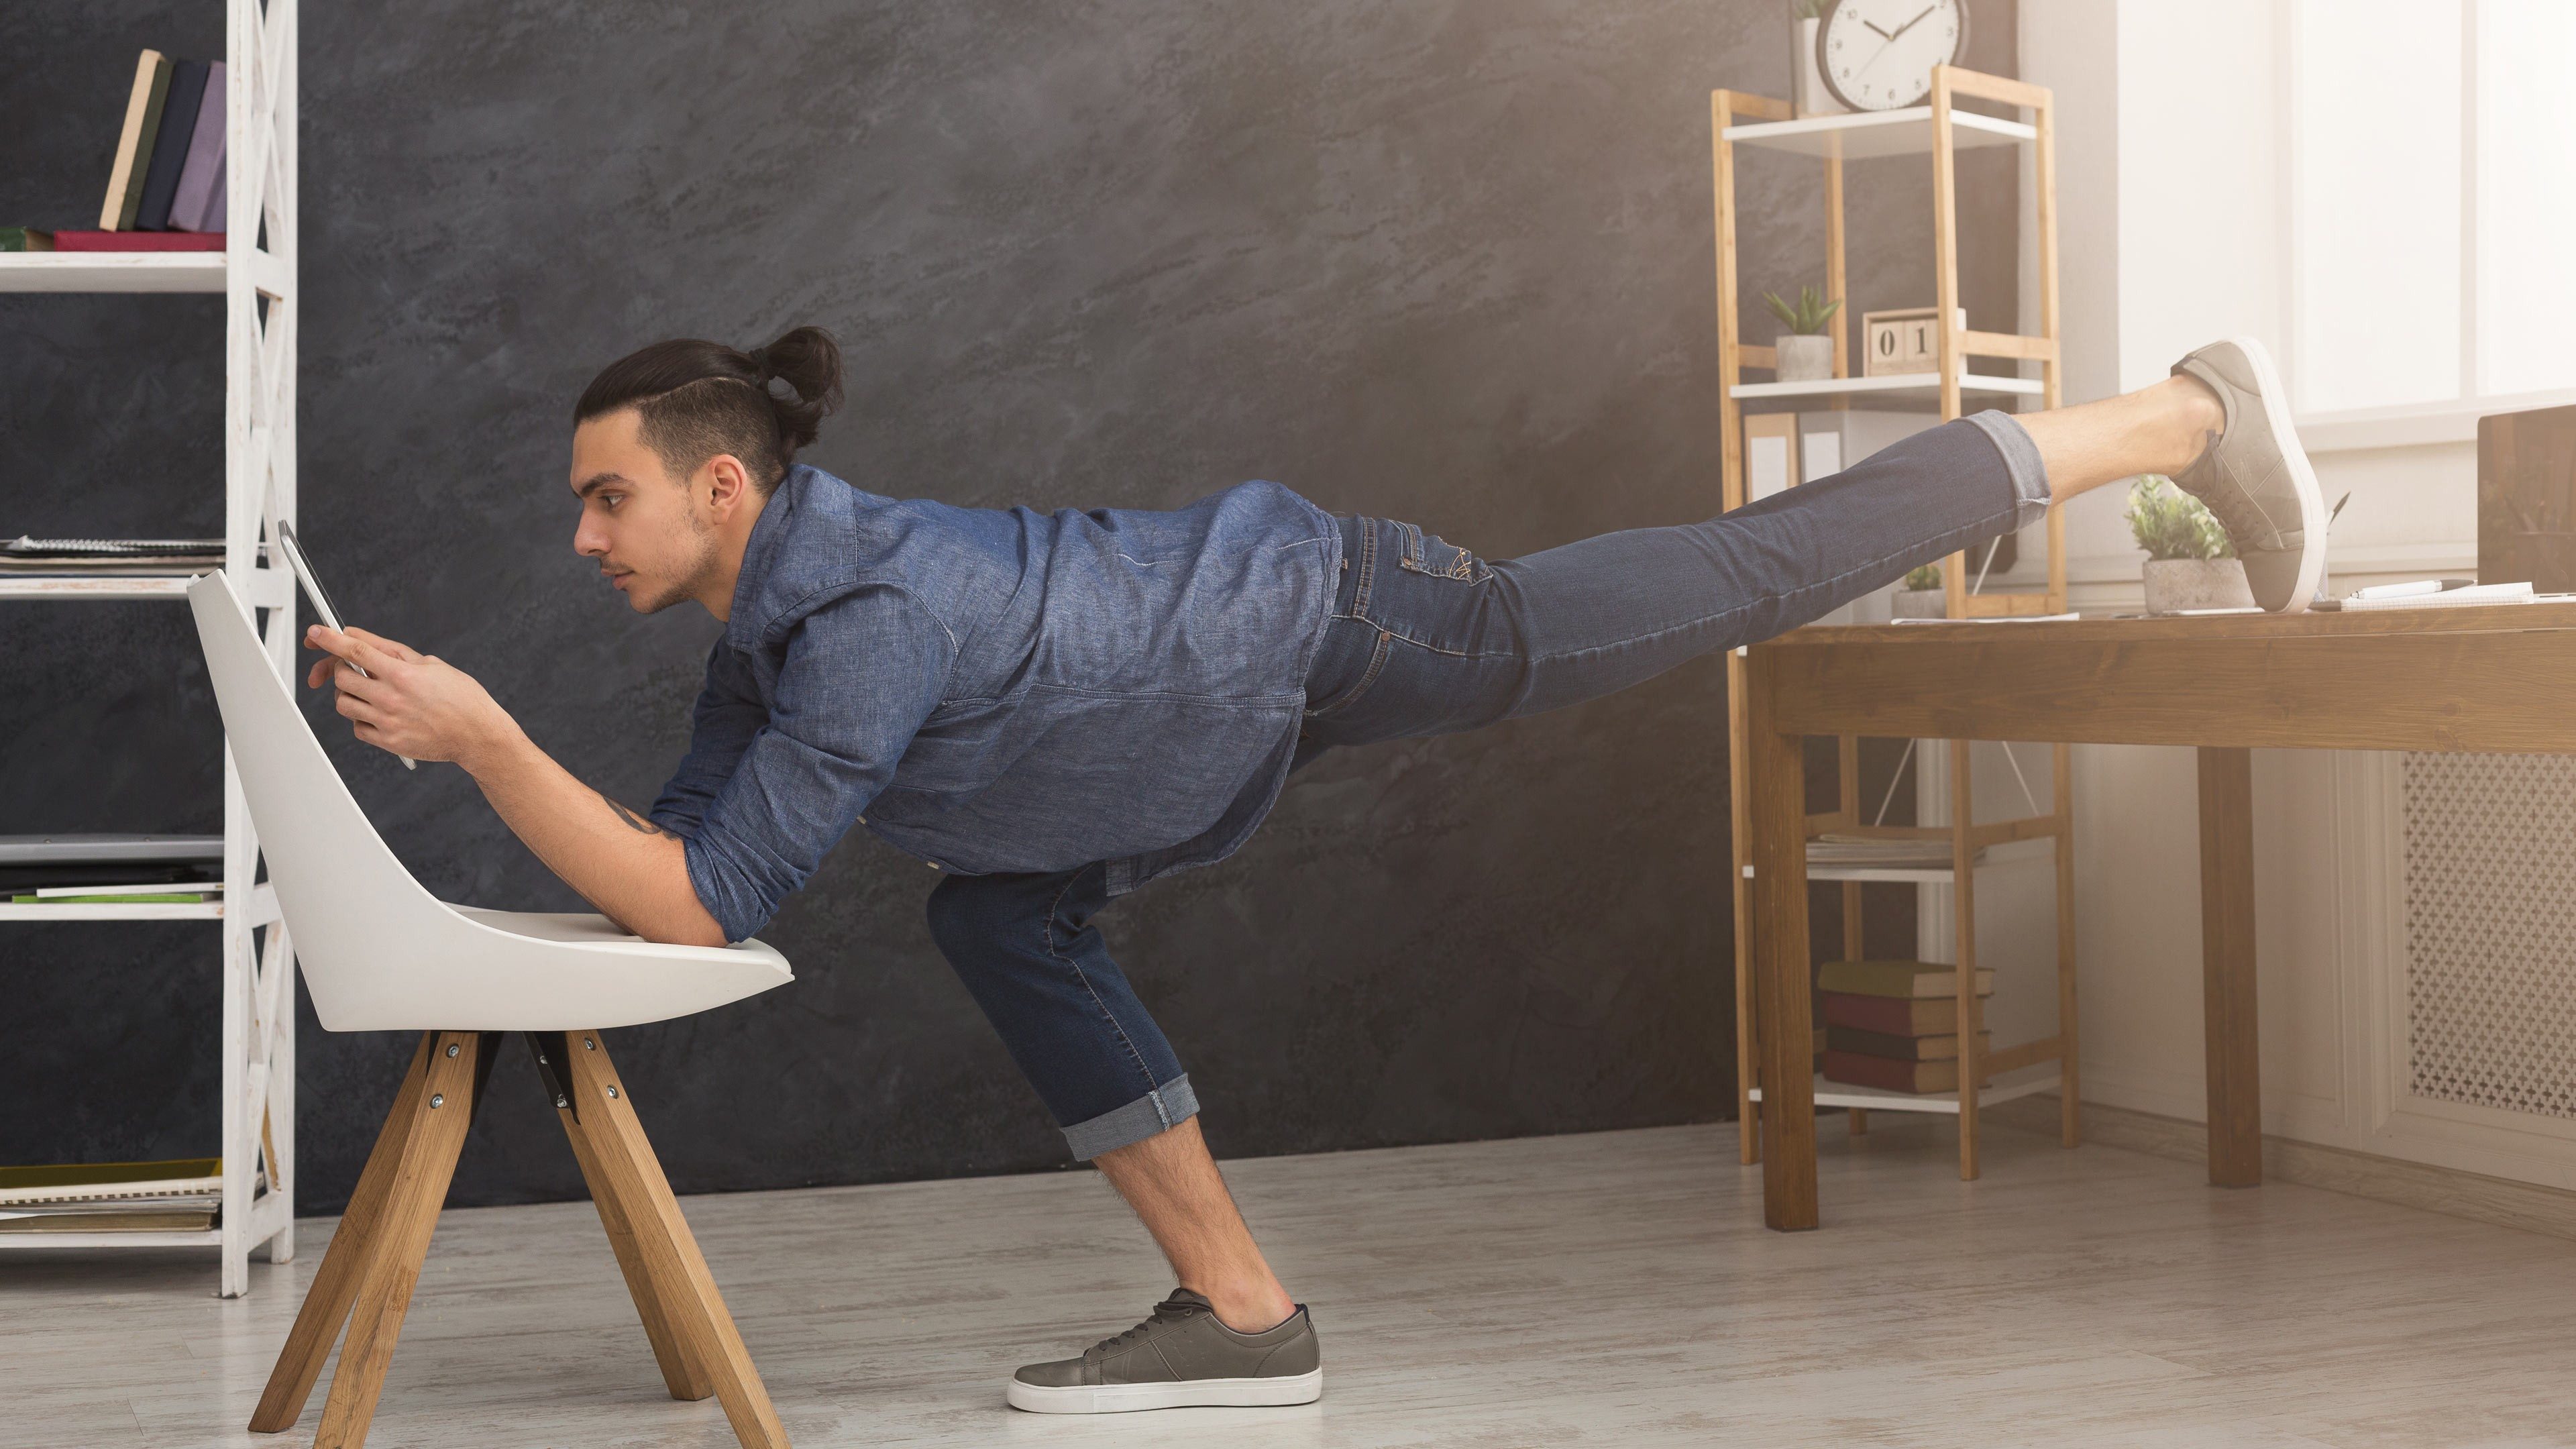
[1,537,259,580]
[0,834,225,906]
[1818,959,1995,1094]
[0,1158,227,1234]
[1807,833,1986,871]
[1,49,227,254]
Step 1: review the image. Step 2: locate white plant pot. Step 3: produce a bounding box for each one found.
[1892,588,1949,619]
[1776,333,1835,382]
[1792,17,1847,116]
[2141,557,2257,614]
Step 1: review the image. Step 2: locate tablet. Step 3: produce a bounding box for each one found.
[274,519,419,770]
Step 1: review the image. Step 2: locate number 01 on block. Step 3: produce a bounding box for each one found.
[1861,307,1968,378]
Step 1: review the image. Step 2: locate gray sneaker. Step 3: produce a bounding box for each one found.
[1006,1289,1323,1414]
[2169,336,2328,612]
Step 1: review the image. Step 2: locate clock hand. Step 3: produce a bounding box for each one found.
[1864,18,1896,38]
[1886,5,1938,42]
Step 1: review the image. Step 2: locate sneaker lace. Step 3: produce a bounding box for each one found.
[1087,1293,1205,1358]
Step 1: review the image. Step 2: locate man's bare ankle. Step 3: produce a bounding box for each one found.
[1197,1281,1297,1333]
[2171,374,2224,439]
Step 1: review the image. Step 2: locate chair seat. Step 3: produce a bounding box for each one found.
[302,902,794,1034]
[449,904,750,948]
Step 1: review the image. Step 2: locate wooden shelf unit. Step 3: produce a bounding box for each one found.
[1,0,303,1299]
[1715,68,2078,1180]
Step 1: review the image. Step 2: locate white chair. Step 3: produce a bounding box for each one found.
[187,570,796,1449]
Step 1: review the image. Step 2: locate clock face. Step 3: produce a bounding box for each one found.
[1818,0,1970,112]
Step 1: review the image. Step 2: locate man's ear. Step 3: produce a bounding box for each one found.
[698,453,757,519]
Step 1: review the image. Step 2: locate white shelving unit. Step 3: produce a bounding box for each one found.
[1,0,301,1299]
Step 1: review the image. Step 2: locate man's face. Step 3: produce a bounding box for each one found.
[568,409,722,614]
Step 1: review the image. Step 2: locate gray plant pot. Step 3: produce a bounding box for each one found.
[1776,333,1835,382]
[1892,588,1949,619]
[2141,557,2257,614]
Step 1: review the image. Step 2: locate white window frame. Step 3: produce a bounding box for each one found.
[2286,0,2576,453]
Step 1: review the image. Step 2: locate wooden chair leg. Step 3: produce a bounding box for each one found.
[527,1032,714,1401]
[561,1031,791,1449]
[250,1033,435,1434]
[311,1030,484,1449]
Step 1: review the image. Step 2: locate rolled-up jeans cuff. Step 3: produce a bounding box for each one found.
[1963,409,2051,529]
[1062,1074,1201,1161]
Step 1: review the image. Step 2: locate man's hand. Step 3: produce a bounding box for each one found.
[301,624,727,947]
[304,625,520,769]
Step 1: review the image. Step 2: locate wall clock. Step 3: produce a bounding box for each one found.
[1817,0,1970,113]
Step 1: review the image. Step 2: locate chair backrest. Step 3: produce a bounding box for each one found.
[189,570,792,1032]
[186,570,461,1024]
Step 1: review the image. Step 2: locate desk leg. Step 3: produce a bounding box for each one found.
[2198,746,2262,1188]
[1748,653,1819,1230]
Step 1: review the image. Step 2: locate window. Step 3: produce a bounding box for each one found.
[2290,0,2576,415]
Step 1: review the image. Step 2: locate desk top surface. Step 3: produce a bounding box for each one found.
[1754,602,2576,751]
[1767,600,2576,650]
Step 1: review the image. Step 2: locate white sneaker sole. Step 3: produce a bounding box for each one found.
[1006,1367,1323,1414]
[2221,334,2328,613]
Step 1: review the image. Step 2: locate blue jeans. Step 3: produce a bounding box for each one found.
[926,413,2048,1159]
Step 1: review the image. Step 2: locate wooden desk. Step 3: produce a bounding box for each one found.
[1741,602,2576,1230]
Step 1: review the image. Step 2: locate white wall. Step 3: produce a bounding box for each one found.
[1998,1,2553,1188]
[2010,0,2476,609]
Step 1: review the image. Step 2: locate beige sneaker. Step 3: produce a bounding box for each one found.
[2169,336,2328,612]
[1006,1289,1322,1414]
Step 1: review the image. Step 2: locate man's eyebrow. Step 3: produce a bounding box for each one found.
[572,472,631,499]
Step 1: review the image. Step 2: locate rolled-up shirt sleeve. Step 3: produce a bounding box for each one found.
[674,586,954,943]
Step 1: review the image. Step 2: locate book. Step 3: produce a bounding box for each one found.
[0,533,233,572]
[50,229,225,252]
[101,50,174,230]
[1826,1026,1989,1062]
[12,892,211,904]
[0,833,224,866]
[32,880,223,898]
[1822,1051,1974,1095]
[1817,959,1996,999]
[1806,833,1986,870]
[5,535,230,555]
[0,1157,221,1208]
[0,227,54,252]
[0,1208,215,1233]
[1821,991,1966,1036]
[169,62,227,232]
[135,59,209,230]
[0,861,218,893]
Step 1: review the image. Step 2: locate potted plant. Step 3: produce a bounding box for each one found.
[1764,284,1841,382]
[1893,563,1947,618]
[2125,475,2255,613]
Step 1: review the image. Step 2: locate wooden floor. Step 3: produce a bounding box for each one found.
[6,1116,2574,1448]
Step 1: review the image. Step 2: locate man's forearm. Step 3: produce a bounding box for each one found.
[459,723,731,947]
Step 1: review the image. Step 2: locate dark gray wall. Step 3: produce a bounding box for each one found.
[0,1,2015,1212]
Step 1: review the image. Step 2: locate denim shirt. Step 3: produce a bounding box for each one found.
[647,465,1346,943]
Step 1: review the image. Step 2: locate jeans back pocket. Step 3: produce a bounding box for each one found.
[1394,521,1493,584]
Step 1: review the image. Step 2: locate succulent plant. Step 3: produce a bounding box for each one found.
[1762,284,1843,336]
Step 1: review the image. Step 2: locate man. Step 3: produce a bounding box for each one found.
[305,325,2322,1414]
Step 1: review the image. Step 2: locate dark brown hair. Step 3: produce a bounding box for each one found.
[574,325,845,493]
